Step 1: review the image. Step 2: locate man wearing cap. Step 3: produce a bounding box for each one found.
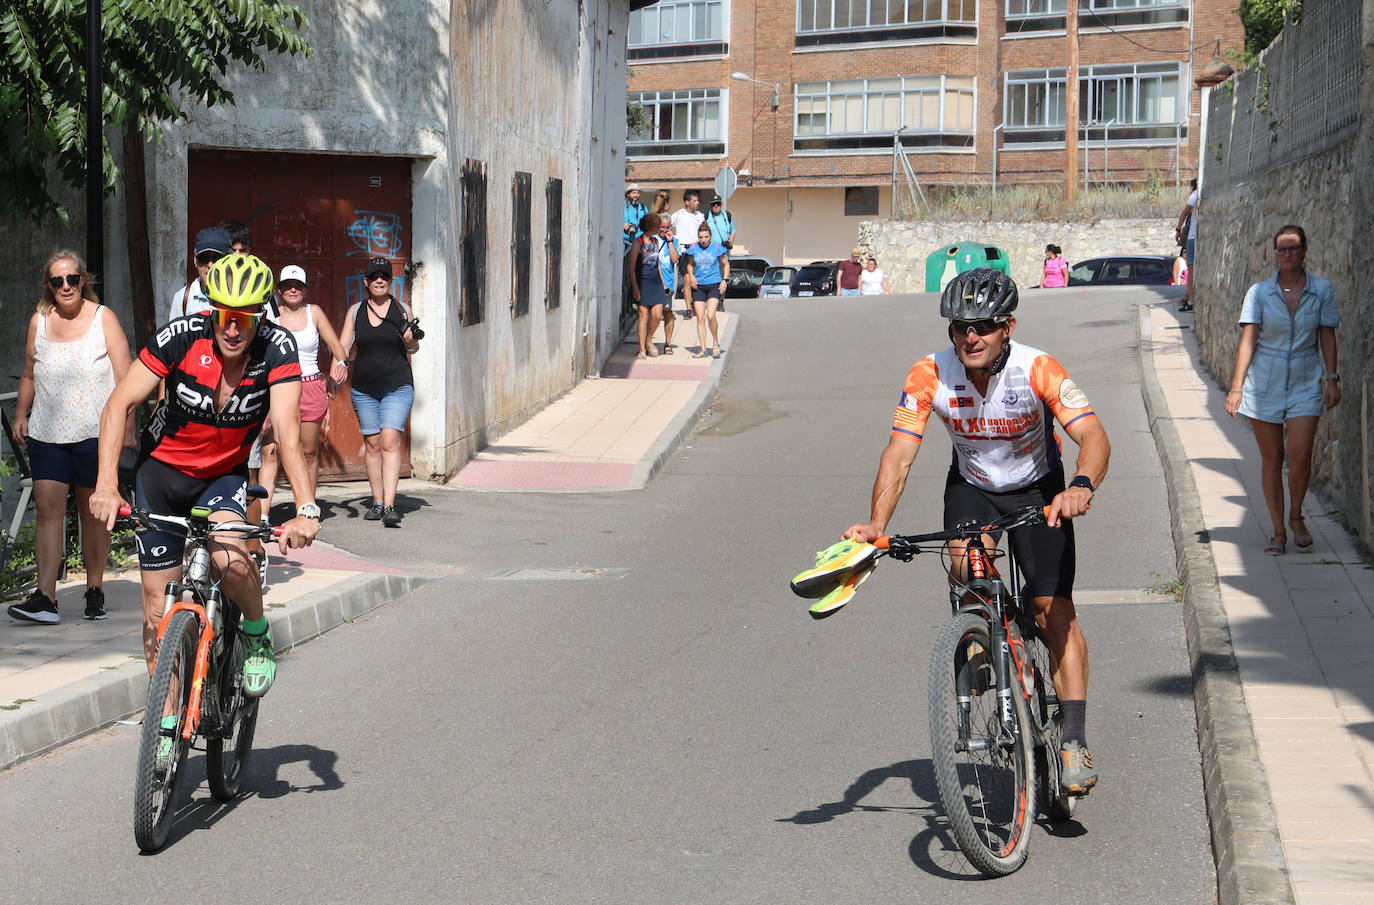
[837,248,865,297]
[624,185,648,251]
[704,195,736,250]
[167,226,232,322]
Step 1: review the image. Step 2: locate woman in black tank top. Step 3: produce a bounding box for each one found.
[337,257,420,526]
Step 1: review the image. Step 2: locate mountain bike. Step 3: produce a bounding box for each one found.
[121,498,279,854]
[875,505,1079,876]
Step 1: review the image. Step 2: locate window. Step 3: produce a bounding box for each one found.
[627,89,726,157]
[795,0,976,47]
[511,171,532,318]
[629,1,727,59]
[460,159,487,327]
[1006,0,1186,35]
[545,178,562,310]
[1003,63,1185,144]
[794,75,975,152]
[845,187,879,215]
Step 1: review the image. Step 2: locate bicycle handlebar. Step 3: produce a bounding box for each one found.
[874,503,1086,551]
[117,504,283,540]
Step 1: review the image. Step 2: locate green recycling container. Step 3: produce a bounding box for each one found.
[924,242,1012,293]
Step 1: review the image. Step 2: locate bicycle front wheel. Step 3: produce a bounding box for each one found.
[928,612,1037,876]
[133,609,198,853]
[207,631,260,802]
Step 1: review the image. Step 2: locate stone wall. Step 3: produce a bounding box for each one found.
[855,218,1179,294]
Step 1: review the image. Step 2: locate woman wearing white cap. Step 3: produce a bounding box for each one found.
[257,264,349,509]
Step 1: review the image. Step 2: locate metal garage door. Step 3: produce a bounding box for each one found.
[187,150,413,481]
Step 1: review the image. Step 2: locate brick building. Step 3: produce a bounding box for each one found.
[625,1,1245,263]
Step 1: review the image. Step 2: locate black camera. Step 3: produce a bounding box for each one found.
[401,317,424,341]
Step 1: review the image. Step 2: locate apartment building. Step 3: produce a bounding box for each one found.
[625,1,1245,264]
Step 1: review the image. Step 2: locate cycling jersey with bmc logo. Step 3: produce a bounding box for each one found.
[892,342,1096,492]
[139,314,301,478]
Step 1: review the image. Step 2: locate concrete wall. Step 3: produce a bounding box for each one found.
[856,218,1178,294]
[1,0,633,484]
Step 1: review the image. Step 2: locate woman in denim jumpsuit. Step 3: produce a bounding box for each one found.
[1225,225,1341,554]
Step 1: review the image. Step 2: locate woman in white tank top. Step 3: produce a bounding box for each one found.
[7,250,133,624]
[258,265,350,511]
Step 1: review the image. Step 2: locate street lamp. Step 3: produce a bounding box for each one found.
[730,71,779,110]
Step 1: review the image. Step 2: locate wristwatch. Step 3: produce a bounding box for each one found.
[1326,373,1340,381]
[1068,475,1095,493]
[297,502,321,519]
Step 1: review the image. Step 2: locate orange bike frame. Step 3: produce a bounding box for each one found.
[153,596,215,744]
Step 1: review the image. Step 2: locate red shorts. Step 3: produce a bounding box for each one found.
[300,375,330,422]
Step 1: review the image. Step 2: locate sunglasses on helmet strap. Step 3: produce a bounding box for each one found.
[949,319,1004,337]
[209,306,264,330]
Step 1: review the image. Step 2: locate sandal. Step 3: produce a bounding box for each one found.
[663,344,675,354]
[1288,517,1313,549]
[1265,534,1287,556]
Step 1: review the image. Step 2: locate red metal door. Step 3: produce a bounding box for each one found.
[187,150,413,481]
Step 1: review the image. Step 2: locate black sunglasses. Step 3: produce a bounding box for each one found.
[196,251,224,266]
[950,319,1004,337]
[47,274,82,289]
[366,271,391,281]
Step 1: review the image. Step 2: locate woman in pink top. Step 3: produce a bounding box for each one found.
[7,251,133,624]
[1041,244,1069,288]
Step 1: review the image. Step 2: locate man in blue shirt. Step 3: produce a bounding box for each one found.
[704,195,736,250]
[623,185,648,251]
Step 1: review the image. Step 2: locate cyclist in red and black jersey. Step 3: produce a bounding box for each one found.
[90,255,320,698]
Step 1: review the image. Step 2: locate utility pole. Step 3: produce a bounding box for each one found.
[86,0,103,283]
[1065,1,1079,205]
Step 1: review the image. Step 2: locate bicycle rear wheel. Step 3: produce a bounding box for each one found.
[207,630,259,802]
[133,609,198,853]
[928,612,1036,876]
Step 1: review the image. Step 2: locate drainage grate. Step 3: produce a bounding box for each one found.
[486,568,630,581]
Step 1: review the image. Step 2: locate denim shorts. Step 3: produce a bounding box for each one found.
[26,436,99,487]
[351,384,414,435]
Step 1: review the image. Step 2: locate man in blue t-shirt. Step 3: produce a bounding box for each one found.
[704,195,736,250]
[623,185,648,251]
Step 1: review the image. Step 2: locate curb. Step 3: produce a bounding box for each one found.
[627,309,741,490]
[1136,307,1295,905]
[0,571,427,772]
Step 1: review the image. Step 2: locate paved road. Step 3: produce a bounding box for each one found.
[0,287,1214,903]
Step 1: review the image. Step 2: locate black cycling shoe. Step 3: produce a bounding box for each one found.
[363,502,384,521]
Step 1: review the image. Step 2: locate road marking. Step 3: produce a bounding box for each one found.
[1072,588,1179,606]
[485,568,631,581]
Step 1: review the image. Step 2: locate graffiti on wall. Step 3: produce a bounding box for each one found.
[346,210,405,257]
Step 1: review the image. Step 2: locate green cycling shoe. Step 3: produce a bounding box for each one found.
[242,628,277,698]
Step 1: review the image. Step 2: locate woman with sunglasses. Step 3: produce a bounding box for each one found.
[336,257,419,527]
[7,252,134,624]
[1225,225,1340,554]
[89,254,320,696]
[257,265,351,511]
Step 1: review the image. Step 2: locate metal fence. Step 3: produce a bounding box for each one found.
[1205,0,1362,186]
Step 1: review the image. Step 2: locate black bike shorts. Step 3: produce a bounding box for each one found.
[943,463,1075,600]
[133,457,248,570]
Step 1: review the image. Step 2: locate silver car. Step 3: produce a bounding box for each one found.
[758,266,798,299]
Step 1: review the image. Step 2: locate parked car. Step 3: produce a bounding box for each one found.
[758,266,798,299]
[723,255,774,298]
[791,260,841,297]
[1067,255,1175,286]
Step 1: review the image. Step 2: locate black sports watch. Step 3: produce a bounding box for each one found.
[1068,475,1095,493]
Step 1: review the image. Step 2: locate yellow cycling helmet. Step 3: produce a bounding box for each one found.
[203,253,274,308]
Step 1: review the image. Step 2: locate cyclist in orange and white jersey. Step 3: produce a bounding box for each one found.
[844,268,1111,796]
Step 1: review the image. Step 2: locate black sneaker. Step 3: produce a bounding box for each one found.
[1177,301,1194,312]
[382,506,402,528]
[8,590,59,624]
[83,587,107,620]
[363,502,384,521]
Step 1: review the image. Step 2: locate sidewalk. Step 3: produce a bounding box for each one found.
[1,541,425,770]
[1141,302,1373,905]
[450,300,738,491]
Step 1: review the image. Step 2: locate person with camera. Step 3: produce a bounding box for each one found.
[337,257,420,527]
[704,194,735,250]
